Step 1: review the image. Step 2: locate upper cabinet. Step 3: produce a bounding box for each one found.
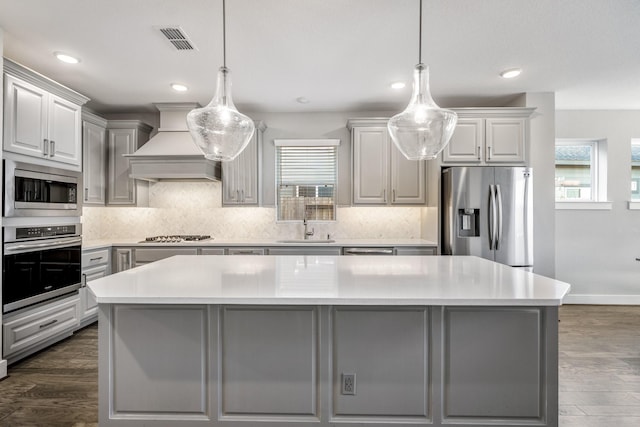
[348,118,426,205]
[441,108,535,165]
[3,59,88,171]
[222,121,266,206]
[106,120,152,206]
[82,111,108,205]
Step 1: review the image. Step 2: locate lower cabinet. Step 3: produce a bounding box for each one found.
[227,248,266,255]
[2,293,80,364]
[80,247,111,327]
[267,247,342,255]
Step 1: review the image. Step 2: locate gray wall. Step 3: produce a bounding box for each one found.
[556,110,640,303]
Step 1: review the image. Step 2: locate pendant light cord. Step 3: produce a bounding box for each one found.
[222,0,227,67]
[418,0,422,64]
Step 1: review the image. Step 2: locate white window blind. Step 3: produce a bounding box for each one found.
[275,139,339,221]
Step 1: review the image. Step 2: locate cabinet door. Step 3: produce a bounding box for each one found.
[82,121,107,205]
[48,95,81,166]
[390,143,426,204]
[352,127,389,204]
[222,132,259,206]
[239,133,259,204]
[80,265,109,321]
[114,248,133,272]
[442,118,484,164]
[108,129,137,205]
[3,74,48,157]
[485,118,526,163]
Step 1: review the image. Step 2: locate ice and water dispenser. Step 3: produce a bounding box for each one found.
[458,208,480,237]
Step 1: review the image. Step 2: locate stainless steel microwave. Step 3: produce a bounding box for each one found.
[3,160,82,217]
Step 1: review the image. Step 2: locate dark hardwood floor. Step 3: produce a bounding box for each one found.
[0,324,98,427]
[0,305,639,426]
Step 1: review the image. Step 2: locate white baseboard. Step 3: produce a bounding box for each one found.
[0,359,7,379]
[563,294,640,305]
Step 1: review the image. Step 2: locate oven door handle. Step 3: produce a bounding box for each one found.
[4,237,82,253]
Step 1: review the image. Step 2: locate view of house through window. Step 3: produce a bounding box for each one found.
[275,140,338,221]
[632,141,640,200]
[555,141,596,201]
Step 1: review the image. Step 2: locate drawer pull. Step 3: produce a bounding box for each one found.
[89,257,104,262]
[39,319,58,329]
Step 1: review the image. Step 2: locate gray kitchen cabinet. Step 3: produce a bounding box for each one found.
[227,247,266,255]
[199,248,226,255]
[82,111,108,205]
[442,108,535,165]
[113,248,134,273]
[134,247,198,267]
[395,246,437,255]
[267,247,342,256]
[2,293,80,364]
[79,247,111,327]
[106,120,152,206]
[3,59,88,171]
[222,121,266,206]
[348,118,426,205]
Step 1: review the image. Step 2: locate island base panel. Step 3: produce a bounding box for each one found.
[99,304,558,427]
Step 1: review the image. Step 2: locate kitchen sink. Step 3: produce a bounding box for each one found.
[276,239,335,244]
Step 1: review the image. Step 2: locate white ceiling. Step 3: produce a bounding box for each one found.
[1,0,639,115]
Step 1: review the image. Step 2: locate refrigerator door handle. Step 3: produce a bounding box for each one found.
[495,184,503,251]
[488,185,497,250]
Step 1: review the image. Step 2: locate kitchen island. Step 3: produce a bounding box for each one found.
[89,255,570,427]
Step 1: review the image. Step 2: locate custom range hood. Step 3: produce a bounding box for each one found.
[125,103,221,181]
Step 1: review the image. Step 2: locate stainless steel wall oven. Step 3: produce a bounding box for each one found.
[2,222,82,313]
[3,160,82,217]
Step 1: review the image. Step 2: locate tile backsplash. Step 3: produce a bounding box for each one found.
[82,181,428,240]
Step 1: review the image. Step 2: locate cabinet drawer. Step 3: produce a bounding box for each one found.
[199,248,226,255]
[267,247,341,256]
[82,248,110,268]
[135,248,198,264]
[3,295,80,356]
[395,247,437,256]
[228,248,265,255]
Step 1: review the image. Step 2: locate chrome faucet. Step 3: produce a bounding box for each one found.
[303,218,315,240]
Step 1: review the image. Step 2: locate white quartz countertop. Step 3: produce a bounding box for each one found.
[82,238,438,250]
[88,255,570,306]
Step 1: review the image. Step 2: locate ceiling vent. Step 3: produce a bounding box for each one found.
[157,26,197,51]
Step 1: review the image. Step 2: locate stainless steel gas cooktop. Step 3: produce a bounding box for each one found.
[139,235,212,243]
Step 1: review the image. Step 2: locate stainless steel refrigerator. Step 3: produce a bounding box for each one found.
[441,167,533,269]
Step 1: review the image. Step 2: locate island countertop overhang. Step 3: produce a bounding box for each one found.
[88,255,570,306]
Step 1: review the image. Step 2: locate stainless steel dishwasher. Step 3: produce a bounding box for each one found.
[342,247,396,256]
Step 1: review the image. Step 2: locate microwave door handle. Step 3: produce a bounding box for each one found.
[4,237,82,253]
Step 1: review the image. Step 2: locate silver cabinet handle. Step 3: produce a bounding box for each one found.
[392,189,396,203]
[383,189,387,203]
[477,145,481,160]
[39,319,58,329]
[82,273,87,288]
[487,145,492,160]
[85,188,89,200]
[43,138,49,156]
[89,256,104,262]
[50,140,55,157]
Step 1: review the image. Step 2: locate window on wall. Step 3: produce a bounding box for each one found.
[275,139,339,221]
[555,139,607,202]
[631,140,640,200]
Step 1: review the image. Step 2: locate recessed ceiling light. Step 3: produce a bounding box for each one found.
[296,97,310,104]
[500,68,522,79]
[171,83,188,92]
[391,82,406,89]
[54,52,80,64]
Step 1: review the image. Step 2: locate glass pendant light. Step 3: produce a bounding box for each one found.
[387,0,457,161]
[187,0,255,161]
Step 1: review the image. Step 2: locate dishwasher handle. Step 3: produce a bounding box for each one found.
[342,247,395,256]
